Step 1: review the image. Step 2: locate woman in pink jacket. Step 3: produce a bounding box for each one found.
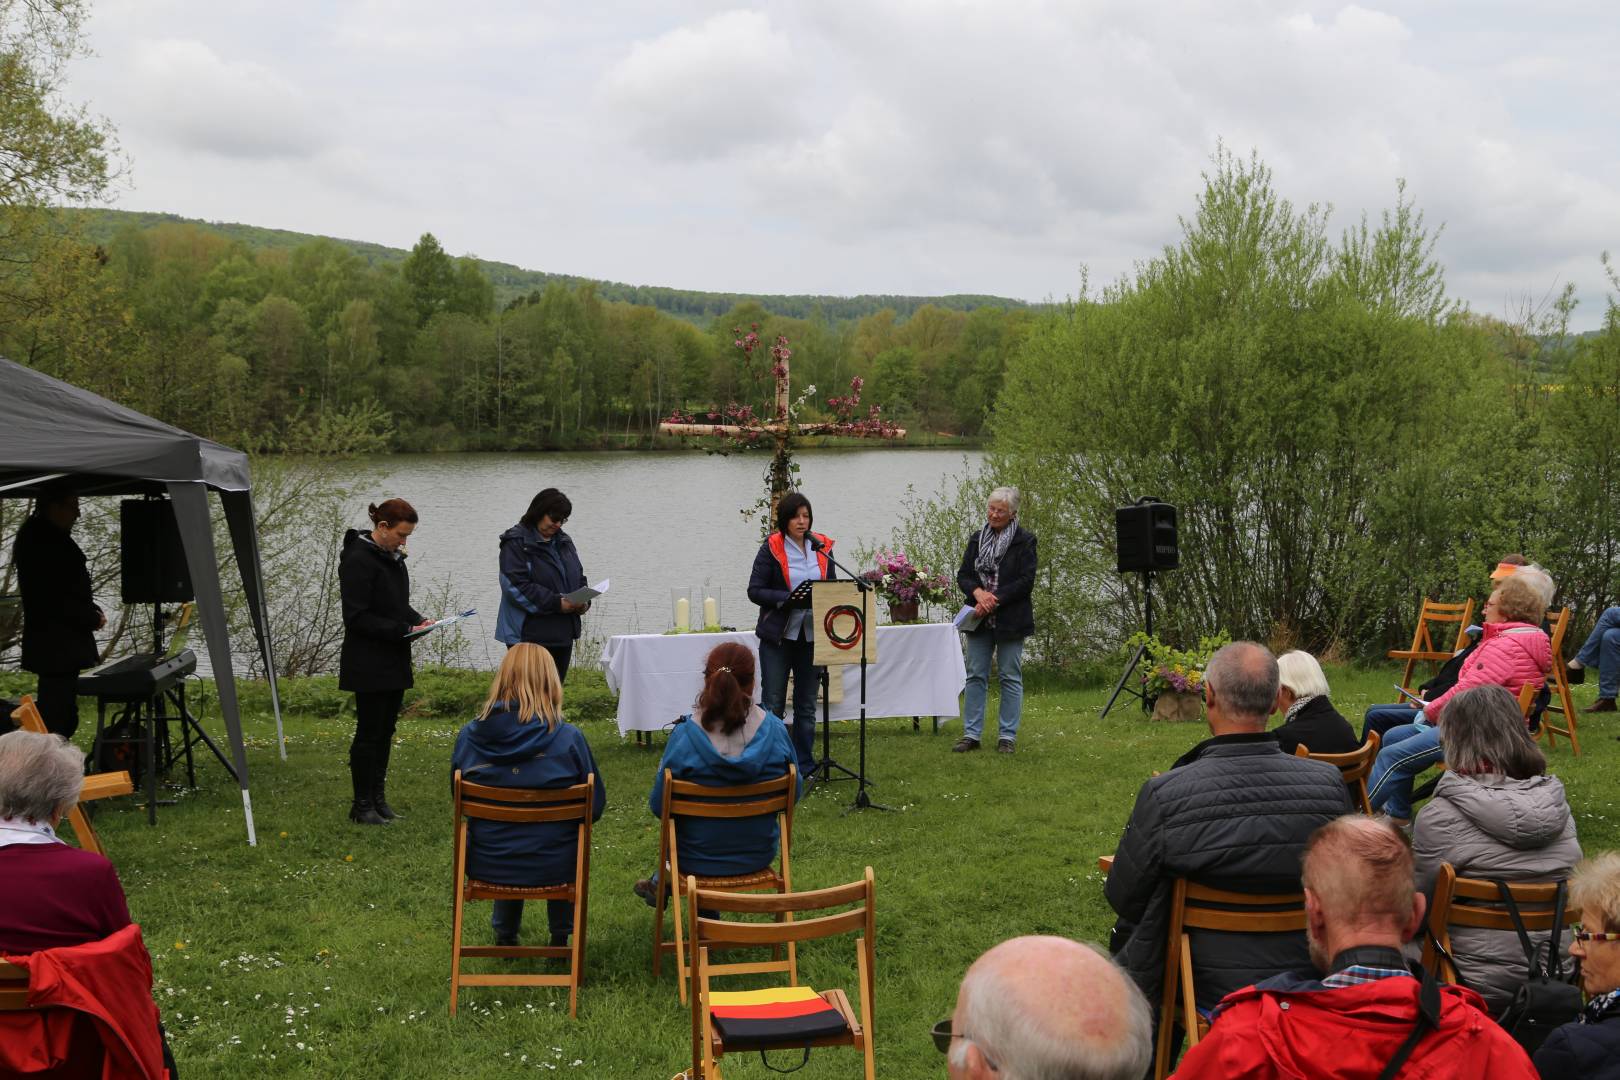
[1368,569,1552,823]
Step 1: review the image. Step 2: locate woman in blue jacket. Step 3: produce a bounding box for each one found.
[495,488,589,681]
[451,643,605,948]
[633,641,801,907]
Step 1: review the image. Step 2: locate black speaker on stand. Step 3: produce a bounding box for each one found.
[1102,497,1179,717]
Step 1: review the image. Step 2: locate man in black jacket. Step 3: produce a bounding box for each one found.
[13,487,104,738]
[1105,641,1352,1055]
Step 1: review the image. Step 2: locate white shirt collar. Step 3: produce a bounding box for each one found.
[0,816,65,848]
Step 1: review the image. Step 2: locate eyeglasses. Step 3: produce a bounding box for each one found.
[1572,926,1620,944]
[931,1020,999,1070]
[547,515,569,526]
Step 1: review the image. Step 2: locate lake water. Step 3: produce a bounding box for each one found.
[355,449,982,668]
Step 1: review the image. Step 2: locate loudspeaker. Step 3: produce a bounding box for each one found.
[1116,500,1179,573]
[121,500,194,604]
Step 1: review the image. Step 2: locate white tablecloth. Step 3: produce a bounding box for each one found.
[599,623,967,735]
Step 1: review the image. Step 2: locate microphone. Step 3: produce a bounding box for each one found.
[807,534,825,551]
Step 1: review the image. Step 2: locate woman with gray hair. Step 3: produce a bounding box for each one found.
[1411,683,1582,1016]
[953,486,1038,753]
[0,730,132,953]
[1270,650,1358,756]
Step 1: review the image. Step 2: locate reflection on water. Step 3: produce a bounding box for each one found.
[357,449,980,668]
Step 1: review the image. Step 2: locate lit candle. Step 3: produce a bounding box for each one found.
[675,597,689,630]
[703,596,718,627]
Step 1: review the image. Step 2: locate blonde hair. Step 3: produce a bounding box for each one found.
[479,643,564,729]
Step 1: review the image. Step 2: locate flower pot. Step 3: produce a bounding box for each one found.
[1150,690,1204,723]
[887,599,920,623]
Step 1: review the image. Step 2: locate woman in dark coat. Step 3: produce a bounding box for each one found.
[747,492,835,773]
[1270,650,1359,756]
[1534,850,1620,1079]
[494,488,588,682]
[12,485,103,738]
[339,498,427,825]
[954,486,1037,754]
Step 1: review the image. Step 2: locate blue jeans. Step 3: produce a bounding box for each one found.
[962,633,1025,742]
[759,636,820,770]
[491,898,573,942]
[1575,605,1620,699]
[1361,704,1422,744]
[1367,722,1444,819]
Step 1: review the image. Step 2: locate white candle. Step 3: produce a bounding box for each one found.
[703,596,718,627]
[675,597,690,630]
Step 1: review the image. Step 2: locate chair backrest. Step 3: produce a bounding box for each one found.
[0,959,27,1010]
[453,773,596,826]
[1174,880,1308,934]
[1423,862,1576,983]
[664,769,797,826]
[1544,607,1570,663]
[1294,731,1381,814]
[689,868,876,953]
[1409,598,1476,656]
[1517,682,1537,719]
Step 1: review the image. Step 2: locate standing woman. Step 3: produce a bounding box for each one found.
[339,498,428,826]
[495,488,588,682]
[748,492,836,773]
[954,486,1038,754]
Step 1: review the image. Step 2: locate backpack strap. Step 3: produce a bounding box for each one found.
[1376,967,1444,1080]
[1493,878,1567,978]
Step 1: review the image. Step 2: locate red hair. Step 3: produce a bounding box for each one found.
[697,642,756,736]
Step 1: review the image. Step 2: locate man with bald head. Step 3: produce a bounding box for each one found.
[941,935,1151,1080]
[1174,816,1536,1078]
[1105,641,1351,1056]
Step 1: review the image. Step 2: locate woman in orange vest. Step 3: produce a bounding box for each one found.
[747,492,836,773]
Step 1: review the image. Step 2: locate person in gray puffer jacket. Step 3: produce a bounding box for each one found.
[1106,643,1352,1051]
[1413,684,1582,1016]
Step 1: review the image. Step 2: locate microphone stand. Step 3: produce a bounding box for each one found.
[812,541,894,814]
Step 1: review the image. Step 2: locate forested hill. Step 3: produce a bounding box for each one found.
[60,208,1033,327]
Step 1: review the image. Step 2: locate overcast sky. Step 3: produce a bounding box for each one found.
[66,0,1620,328]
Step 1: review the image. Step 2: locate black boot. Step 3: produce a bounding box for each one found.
[348,751,388,826]
[371,741,401,821]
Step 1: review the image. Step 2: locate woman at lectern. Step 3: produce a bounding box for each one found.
[747,492,836,774]
[339,497,430,826]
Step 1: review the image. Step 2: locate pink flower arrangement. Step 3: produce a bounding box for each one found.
[861,549,953,606]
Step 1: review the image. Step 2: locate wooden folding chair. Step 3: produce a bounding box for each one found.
[11,696,133,858]
[1388,598,1476,698]
[1421,862,1576,984]
[0,959,26,1010]
[1154,880,1307,1080]
[1535,607,1581,755]
[653,766,797,1004]
[449,771,594,1018]
[1294,731,1381,814]
[687,868,875,1080]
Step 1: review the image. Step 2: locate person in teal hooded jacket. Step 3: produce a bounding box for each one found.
[633,641,801,906]
[451,644,605,947]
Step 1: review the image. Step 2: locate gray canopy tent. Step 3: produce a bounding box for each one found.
[0,356,283,844]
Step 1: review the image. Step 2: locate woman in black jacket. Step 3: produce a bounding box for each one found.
[494,488,588,681]
[339,498,428,825]
[1534,850,1620,1079]
[12,485,103,738]
[954,486,1037,754]
[747,492,835,773]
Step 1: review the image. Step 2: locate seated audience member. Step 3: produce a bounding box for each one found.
[1567,604,1620,714]
[0,729,175,1077]
[1535,851,1620,1079]
[1106,642,1351,1053]
[1368,569,1551,824]
[634,641,800,908]
[450,643,605,948]
[1174,815,1537,1079]
[1413,684,1581,1016]
[1360,556,1539,742]
[938,936,1151,1080]
[1270,649,1358,756]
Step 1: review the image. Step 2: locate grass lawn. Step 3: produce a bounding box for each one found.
[8,663,1619,1078]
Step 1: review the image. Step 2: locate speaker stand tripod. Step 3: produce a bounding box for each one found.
[1101,569,1156,718]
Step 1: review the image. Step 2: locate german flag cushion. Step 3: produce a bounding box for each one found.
[709,987,849,1048]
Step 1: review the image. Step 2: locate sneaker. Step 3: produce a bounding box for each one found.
[997,739,1015,754]
[633,877,660,908]
[952,737,980,753]
[1566,663,1585,685]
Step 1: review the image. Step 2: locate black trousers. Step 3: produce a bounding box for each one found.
[507,642,573,683]
[350,689,404,780]
[35,672,82,739]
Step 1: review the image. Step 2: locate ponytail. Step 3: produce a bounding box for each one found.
[697,641,756,736]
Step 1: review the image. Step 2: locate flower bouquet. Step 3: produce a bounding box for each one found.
[860,550,953,622]
[1127,631,1230,721]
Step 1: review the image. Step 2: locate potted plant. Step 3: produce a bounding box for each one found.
[861,550,953,623]
[1127,632,1230,722]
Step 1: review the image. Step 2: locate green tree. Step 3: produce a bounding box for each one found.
[400,232,455,327]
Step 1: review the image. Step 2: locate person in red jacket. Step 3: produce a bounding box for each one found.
[1174,815,1536,1079]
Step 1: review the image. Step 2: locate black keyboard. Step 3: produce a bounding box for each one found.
[78,649,197,699]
